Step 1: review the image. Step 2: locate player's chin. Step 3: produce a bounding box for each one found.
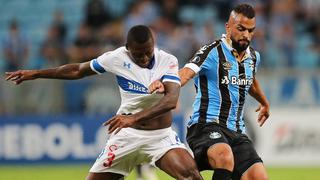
[138,64,149,68]
[239,42,249,48]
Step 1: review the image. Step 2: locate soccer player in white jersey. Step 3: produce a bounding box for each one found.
[5,25,203,180]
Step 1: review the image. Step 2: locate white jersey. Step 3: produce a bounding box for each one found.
[90,46,180,115]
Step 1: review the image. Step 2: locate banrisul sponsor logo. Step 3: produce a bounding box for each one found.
[221,74,253,86]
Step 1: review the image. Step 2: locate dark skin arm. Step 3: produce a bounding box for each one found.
[249,77,270,127]
[148,67,195,93]
[179,67,196,87]
[5,62,96,84]
[104,82,180,134]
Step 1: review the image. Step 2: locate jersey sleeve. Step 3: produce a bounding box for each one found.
[254,51,261,73]
[184,42,218,74]
[90,51,117,74]
[161,55,181,85]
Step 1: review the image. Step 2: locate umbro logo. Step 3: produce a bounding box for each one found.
[209,132,221,139]
[223,61,232,70]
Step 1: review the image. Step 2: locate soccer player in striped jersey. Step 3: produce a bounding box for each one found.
[5,25,202,180]
[149,4,270,180]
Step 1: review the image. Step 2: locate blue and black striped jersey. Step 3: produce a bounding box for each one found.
[185,35,261,133]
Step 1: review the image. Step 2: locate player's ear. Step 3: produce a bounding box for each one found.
[225,22,229,29]
[225,22,230,33]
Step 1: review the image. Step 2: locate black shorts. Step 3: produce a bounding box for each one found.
[186,122,263,179]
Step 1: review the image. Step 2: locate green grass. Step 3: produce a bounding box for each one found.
[0,165,320,180]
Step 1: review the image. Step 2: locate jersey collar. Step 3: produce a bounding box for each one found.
[124,46,156,69]
[147,55,155,69]
[221,34,252,62]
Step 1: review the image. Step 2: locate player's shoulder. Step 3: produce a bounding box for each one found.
[248,46,260,60]
[205,40,221,48]
[194,40,221,60]
[199,40,221,51]
[156,48,178,62]
[98,46,127,62]
[203,40,221,54]
[102,46,126,57]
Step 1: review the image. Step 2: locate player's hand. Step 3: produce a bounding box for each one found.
[148,80,164,94]
[255,104,270,127]
[103,114,137,134]
[5,70,37,85]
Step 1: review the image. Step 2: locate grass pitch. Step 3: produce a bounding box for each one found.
[0,165,319,180]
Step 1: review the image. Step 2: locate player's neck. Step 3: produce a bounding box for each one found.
[226,37,246,62]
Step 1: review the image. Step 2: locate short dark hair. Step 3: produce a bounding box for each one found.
[127,25,153,44]
[233,4,255,19]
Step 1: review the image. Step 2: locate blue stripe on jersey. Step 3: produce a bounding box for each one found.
[227,58,239,131]
[161,75,180,82]
[92,59,106,73]
[116,76,148,94]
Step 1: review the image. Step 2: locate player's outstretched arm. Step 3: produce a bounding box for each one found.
[5,62,96,85]
[105,82,180,134]
[249,78,270,127]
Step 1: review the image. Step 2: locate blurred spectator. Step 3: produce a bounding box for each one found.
[52,10,67,45]
[303,0,320,20]
[151,15,176,48]
[310,24,320,65]
[104,0,135,18]
[40,25,67,67]
[212,0,232,21]
[312,24,320,51]
[100,20,125,51]
[2,19,29,71]
[251,2,268,66]
[124,0,160,34]
[270,0,297,67]
[165,22,199,65]
[159,0,181,24]
[85,0,112,31]
[1,20,30,114]
[195,21,216,45]
[68,24,100,63]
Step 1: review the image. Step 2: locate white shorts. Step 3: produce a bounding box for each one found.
[89,127,188,176]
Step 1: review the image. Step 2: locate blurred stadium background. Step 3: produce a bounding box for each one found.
[0,0,319,179]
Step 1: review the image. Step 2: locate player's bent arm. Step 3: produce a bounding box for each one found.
[133,82,180,122]
[249,78,269,107]
[178,67,196,86]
